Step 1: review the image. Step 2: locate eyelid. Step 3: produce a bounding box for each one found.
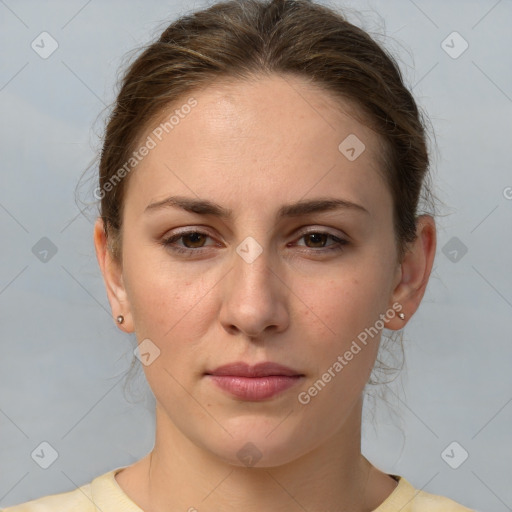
[161,227,220,248]
[161,226,349,256]
[162,225,348,244]
[295,225,348,238]
[161,226,218,242]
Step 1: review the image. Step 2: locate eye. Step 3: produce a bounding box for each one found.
[160,228,349,257]
[161,230,215,255]
[293,231,348,253]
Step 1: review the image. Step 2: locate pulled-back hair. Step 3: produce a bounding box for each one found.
[97,0,435,265]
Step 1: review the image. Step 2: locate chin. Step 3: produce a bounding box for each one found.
[196,415,312,469]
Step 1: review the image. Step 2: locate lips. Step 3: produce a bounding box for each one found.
[204,362,305,401]
[205,361,303,378]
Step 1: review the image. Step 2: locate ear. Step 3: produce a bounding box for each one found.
[93,217,134,332]
[386,214,436,330]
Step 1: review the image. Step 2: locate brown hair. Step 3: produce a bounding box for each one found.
[93,0,437,397]
[98,0,435,265]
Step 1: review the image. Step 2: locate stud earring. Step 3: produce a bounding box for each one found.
[398,312,405,320]
[116,315,124,324]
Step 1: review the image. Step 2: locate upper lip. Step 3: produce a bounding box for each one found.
[205,362,304,377]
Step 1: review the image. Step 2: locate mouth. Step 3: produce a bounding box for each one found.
[205,361,304,378]
[204,362,305,401]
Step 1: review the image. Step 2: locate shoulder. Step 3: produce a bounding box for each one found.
[1,482,94,512]
[1,467,137,512]
[377,475,476,512]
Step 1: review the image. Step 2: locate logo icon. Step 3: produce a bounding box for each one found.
[31,32,59,59]
[338,134,366,161]
[442,236,468,263]
[441,441,469,469]
[31,441,59,469]
[236,442,263,467]
[236,236,263,264]
[441,32,469,59]
[32,237,58,263]
[134,338,161,366]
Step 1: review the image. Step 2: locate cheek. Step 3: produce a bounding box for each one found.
[123,263,217,401]
[311,269,390,340]
[295,273,388,416]
[301,262,393,382]
[122,243,211,339]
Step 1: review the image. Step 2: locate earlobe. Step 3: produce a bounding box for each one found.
[386,215,437,330]
[93,217,134,332]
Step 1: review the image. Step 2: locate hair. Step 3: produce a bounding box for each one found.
[89,0,438,408]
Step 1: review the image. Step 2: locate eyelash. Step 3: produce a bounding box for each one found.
[160,229,349,256]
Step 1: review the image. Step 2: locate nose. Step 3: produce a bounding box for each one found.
[218,243,289,340]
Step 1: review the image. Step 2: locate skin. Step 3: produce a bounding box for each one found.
[94,73,436,512]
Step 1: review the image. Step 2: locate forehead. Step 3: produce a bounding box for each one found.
[124,73,391,218]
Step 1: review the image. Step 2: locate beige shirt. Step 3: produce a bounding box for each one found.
[2,466,476,511]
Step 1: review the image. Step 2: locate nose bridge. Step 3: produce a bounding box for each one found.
[231,234,275,300]
[231,209,275,285]
[219,232,288,337]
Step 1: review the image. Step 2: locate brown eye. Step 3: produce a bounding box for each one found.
[292,230,349,255]
[303,233,329,248]
[161,230,215,255]
[181,232,208,248]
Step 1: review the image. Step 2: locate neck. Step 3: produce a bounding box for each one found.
[122,395,392,512]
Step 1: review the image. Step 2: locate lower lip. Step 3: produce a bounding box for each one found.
[206,375,303,400]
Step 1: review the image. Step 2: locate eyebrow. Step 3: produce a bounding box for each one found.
[145,195,370,219]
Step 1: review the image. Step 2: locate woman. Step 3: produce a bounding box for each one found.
[4,0,475,510]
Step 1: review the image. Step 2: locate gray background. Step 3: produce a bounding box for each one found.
[1,0,511,510]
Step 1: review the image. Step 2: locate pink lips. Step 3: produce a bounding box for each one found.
[205,362,304,400]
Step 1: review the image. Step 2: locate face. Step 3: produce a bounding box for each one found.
[104,74,405,467]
